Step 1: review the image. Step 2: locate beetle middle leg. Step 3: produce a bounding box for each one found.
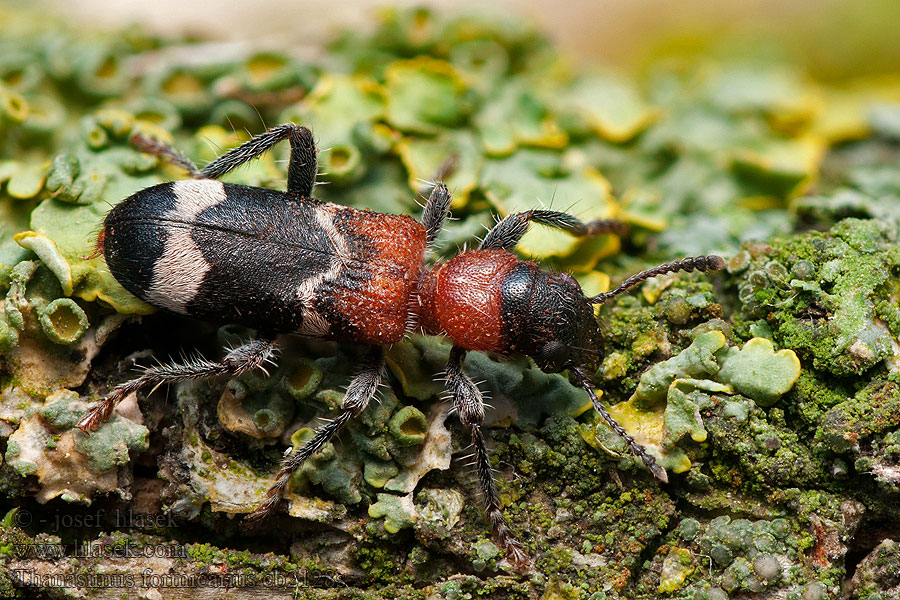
[243,346,386,529]
[445,345,528,566]
[77,337,277,432]
[479,209,629,251]
[420,182,453,246]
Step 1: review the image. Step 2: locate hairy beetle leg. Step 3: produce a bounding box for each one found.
[243,346,385,529]
[199,123,318,196]
[446,346,528,566]
[480,209,628,252]
[132,123,318,197]
[77,338,277,433]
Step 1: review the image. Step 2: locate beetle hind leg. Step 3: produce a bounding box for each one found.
[130,123,318,195]
[243,346,385,529]
[199,123,318,196]
[77,338,277,432]
[130,133,202,178]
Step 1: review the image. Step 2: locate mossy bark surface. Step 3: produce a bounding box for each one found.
[2,6,900,600]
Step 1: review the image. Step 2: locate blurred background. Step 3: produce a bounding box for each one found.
[29,0,900,80]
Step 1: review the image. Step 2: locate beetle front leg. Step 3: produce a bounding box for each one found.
[479,209,628,251]
[445,346,528,566]
[243,346,385,529]
[77,338,277,432]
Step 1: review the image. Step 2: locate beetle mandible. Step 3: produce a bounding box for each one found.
[77,123,724,564]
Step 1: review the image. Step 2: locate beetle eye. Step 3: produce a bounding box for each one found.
[540,340,571,372]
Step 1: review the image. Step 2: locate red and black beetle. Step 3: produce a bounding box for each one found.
[78,124,724,564]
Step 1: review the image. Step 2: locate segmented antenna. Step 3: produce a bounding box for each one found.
[572,369,668,483]
[589,255,725,305]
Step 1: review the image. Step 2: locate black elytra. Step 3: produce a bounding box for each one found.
[80,123,725,566]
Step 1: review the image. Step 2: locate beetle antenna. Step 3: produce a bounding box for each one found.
[589,255,725,305]
[571,368,668,483]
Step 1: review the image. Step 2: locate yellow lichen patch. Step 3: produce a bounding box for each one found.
[809,75,900,142]
[14,232,72,295]
[0,83,29,123]
[563,73,660,143]
[130,119,176,145]
[607,397,667,444]
[395,130,482,208]
[731,134,826,198]
[641,273,679,305]
[576,271,611,298]
[244,54,287,87]
[604,398,694,472]
[658,546,696,594]
[161,70,204,95]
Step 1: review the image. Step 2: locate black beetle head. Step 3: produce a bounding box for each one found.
[502,264,601,374]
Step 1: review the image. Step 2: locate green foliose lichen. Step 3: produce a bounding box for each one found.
[2,4,900,599]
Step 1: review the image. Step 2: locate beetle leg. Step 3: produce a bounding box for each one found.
[130,123,318,195]
[445,346,528,566]
[479,209,628,251]
[421,182,453,246]
[130,133,202,178]
[195,123,318,196]
[77,338,277,432]
[243,346,385,529]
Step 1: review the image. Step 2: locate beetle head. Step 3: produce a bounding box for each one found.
[502,265,601,374]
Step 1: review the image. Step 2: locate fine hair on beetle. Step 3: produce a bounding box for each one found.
[77,123,725,566]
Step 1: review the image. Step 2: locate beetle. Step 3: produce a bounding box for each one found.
[77,123,724,564]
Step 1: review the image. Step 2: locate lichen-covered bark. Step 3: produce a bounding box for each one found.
[2,6,900,600]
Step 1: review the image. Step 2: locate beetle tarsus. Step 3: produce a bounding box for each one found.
[130,132,202,178]
[422,182,453,246]
[244,409,356,530]
[471,424,529,567]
